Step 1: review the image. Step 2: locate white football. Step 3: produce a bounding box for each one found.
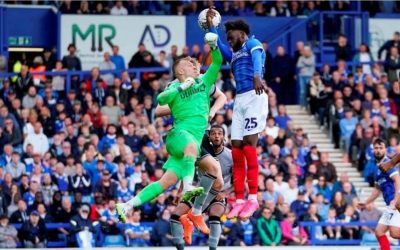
[198,8,221,31]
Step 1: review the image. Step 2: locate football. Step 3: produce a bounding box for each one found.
[198,8,221,31]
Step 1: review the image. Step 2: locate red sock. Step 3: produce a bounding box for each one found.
[243,145,259,195]
[232,147,246,200]
[378,235,391,250]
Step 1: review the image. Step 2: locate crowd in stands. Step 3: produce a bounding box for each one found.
[1,0,399,17]
[1,4,400,247]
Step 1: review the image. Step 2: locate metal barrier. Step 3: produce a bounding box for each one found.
[10,221,379,247]
[300,221,377,246]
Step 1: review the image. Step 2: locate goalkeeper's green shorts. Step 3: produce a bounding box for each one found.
[163,128,200,180]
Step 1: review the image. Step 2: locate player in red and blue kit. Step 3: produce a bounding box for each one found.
[359,138,400,250]
[206,8,268,218]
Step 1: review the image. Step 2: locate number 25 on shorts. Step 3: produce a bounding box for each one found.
[245,117,258,131]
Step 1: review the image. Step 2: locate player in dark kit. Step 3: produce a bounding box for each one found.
[170,125,233,250]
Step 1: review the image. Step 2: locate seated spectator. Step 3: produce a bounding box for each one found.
[332,173,357,195]
[360,202,382,243]
[69,163,91,196]
[40,174,59,206]
[117,178,133,203]
[385,46,400,83]
[257,207,281,246]
[314,193,329,221]
[94,170,117,201]
[280,211,308,245]
[314,176,332,203]
[0,214,18,248]
[10,199,28,224]
[317,152,337,185]
[303,204,324,239]
[20,211,47,248]
[4,151,25,181]
[290,188,310,220]
[125,209,150,247]
[69,204,96,248]
[229,216,259,246]
[150,209,173,246]
[342,182,358,205]
[37,203,54,223]
[332,192,347,216]
[23,181,39,207]
[100,199,120,235]
[339,205,360,240]
[282,177,298,205]
[263,179,281,204]
[23,122,49,156]
[325,207,341,239]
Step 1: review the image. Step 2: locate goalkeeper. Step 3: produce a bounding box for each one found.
[116,33,222,223]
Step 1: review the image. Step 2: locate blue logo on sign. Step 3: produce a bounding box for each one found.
[140,25,171,47]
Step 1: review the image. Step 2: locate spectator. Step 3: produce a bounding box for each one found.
[54,197,76,223]
[335,34,352,61]
[263,179,281,204]
[61,43,82,73]
[94,170,117,201]
[100,199,120,235]
[110,45,126,73]
[317,152,337,184]
[280,211,308,245]
[229,217,260,246]
[274,105,292,129]
[9,200,28,224]
[290,188,310,219]
[339,109,358,160]
[128,43,147,68]
[385,46,400,83]
[151,208,173,246]
[325,207,341,239]
[4,151,25,181]
[85,67,107,93]
[257,207,282,246]
[14,65,34,97]
[69,204,96,248]
[125,209,150,247]
[303,203,324,239]
[100,96,121,125]
[69,163,91,195]
[76,0,90,14]
[297,46,315,107]
[378,31,400,61]
[110,0,128,15]
[360,202,382,243]
[282,177,298,205]
[23,122,49,155]
[99,52,116,86]
[353,43,374,74]
[271,46,294,103]
[270,0,290,16]
[110,135,132,159]
[22,86,41,109]
[0,214,18,248]
[339,205,359,239]
[40,174,58,206]
[20,210,47,248]
[109,78,128,109]
[37,203,54,223]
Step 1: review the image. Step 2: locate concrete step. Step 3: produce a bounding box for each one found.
[307,138,332,143]
[334,163,352,168]
[315,144,335,149]
[348,177,365,182]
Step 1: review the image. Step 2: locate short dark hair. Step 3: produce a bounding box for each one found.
[67,43,76,50]
[224,19,250,35]
[210,124,225,135]
[373,138,386,146]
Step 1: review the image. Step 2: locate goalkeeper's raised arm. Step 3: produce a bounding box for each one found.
[202,33,223,88]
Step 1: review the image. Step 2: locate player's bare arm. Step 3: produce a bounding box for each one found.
[380,152,400,172]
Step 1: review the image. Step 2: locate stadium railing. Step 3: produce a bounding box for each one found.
[300,221,377,245]
[0,65,233,94]
[10,221,379,247]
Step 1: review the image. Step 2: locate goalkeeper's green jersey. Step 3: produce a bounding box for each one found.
[157,48,222,143]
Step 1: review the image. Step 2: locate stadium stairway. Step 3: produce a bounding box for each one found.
[286,105,386,210]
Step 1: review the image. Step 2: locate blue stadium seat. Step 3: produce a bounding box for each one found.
[103,235,126,247]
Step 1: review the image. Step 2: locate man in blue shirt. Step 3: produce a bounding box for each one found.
[125,209,149,247]
[359,138,400,250]
[110,45,126,73]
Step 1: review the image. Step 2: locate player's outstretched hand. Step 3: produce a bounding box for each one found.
[204,33,218,50]
[206,6,216,29]
[254,76,267,95]
[179,77,195,91]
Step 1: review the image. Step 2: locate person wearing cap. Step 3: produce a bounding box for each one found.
[20,210,47,248]
[290,187,310,219]
[94,169,117,201]
[0,214,18,248]
[69,204,96,247]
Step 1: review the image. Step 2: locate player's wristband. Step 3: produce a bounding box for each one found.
[177,86,183,92]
